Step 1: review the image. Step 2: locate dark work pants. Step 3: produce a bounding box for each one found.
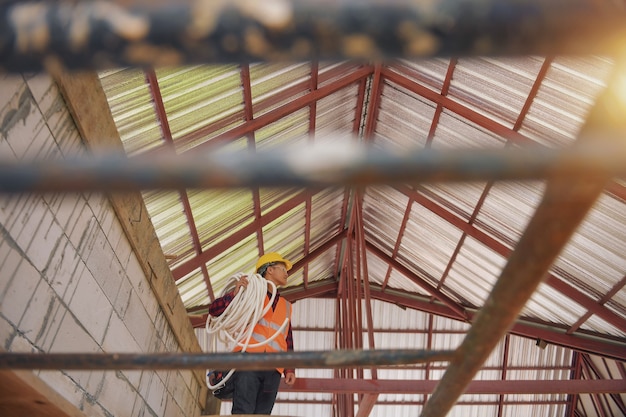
[231,369,281,414]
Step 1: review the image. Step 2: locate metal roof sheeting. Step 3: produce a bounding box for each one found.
[449,57,544,128]
[99,52,625,417]
[444,236,505,307]
[156,65,244,148]
[99,67,162,155]
[518,56,613,146]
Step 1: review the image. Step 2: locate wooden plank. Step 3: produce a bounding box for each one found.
[0,370,87,417]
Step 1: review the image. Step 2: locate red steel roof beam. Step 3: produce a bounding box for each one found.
[302,61,319,289]
[567,274,626,335]
[497,335,511,417]
[566,352,583,417]
[145,69,216,300]
[383,63,626,208]
[425,57,457,147]
[435,57,550,298]
[366,241,468,321]
[380,197,413,291]
[363,63,383,141]
[355,192,377,375]
[173,190,315,279]
[421,57,624,417]
[240,63,265,258]
[396,184,626,334]
[281,377,626,395]
[181,65,375,154]
[583,353,626,415]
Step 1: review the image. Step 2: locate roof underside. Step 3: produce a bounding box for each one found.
[98,56,626,417]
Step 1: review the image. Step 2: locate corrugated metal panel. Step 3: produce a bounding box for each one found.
[318,61,365,88]
[475,181,545,246]
[259,187,300,215]
[445,236,507,307]
[315,83,360,139]
[142,190,190,258]
[395,200,465,284]
[192,189,255,253]
[555,193,626,298]
[583,314,626,338]
[503,403,567,417]
[306,250,339,284]
[518,56,613,146]
[292,298,336,329]
[362,187,409,255]
[177,269,207,306]
[376,81,435,149]
[421,182,487,222]
[448,57,544,128]
[205,232,259,297]
[250,62,311,118]
[392,58,451,93]
[385,267,431,295]
[507,338,573,378]
[173,188,256,307]
[156,65,245,151]
[431,109,507,148]
[310,189,345,249]
[99,67,162,155]
[255,107,310,147]
[368,299,428,331]
[523,282,587,326]
[263,202,306,286]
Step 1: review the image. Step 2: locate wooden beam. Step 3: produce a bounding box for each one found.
[0,370,87,417]
[51,70,207,399]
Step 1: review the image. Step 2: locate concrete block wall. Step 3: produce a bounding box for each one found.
[0,73,204,417]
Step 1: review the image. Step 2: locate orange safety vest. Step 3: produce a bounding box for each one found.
[235,294,292,374]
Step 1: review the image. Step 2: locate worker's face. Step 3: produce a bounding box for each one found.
[267,263,288,287]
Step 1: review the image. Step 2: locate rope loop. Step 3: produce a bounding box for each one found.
[205,272,289,390]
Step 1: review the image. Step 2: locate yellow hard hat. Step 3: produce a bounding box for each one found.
[255,252,292,273]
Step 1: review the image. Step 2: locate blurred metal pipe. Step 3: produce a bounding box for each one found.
[1,0,626,72]
[0,349,454,370]
[0,143,624,192]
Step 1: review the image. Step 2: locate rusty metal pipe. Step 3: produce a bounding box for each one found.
[0,349,454,371]
[1,0,626,72]
[0,142,624,192]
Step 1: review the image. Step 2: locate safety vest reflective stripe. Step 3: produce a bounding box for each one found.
[258,317,288,334]
[237,295,291,353]
[249,329,283,352]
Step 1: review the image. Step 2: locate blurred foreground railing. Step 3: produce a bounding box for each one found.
[1,0,626,71]
[0,349,453,370]
[0,142,625,192]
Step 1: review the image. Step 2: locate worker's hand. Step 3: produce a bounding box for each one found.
[234,275,249,296]
[284,371,296,386]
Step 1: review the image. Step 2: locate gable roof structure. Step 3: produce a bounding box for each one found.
[97,57,626,416]
[2,0,624,416]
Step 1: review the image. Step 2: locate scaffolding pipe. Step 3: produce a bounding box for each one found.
[0,349,454,371]
[1,0,626,72]
[419,57,626,417]
[0,142,624,192]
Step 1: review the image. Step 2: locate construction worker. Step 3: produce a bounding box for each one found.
[208,252,296,414]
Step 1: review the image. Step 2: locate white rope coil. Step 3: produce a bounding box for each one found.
[205,272,290,391]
